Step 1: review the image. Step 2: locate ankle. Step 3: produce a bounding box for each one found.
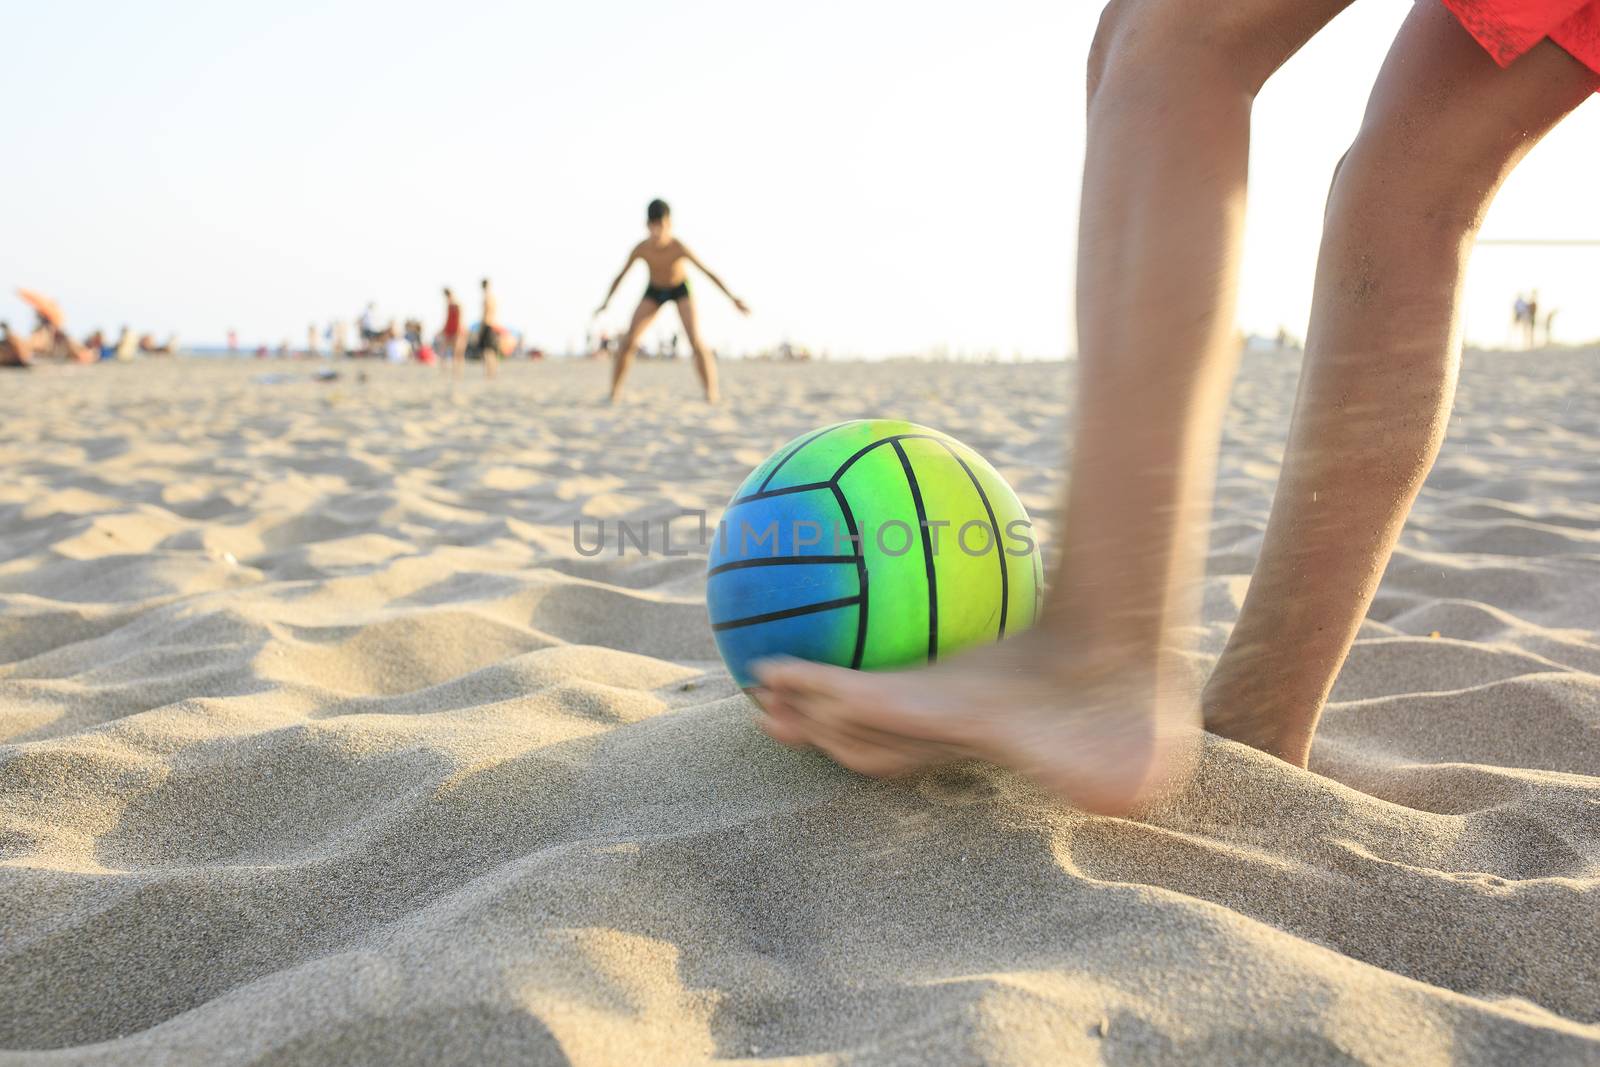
[1028,607,1167,669]
[1201,690,1316,768]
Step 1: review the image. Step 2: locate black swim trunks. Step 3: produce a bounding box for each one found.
[643,280,690,305]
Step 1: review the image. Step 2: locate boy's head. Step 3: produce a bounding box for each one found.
[647,198,671,236]
[443,287,453,300]
[481,278,490,290]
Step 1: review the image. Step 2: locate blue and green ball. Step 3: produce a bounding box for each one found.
[707,419,1042,687]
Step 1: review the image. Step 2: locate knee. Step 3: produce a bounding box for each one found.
[1332,126,1503,241]
[1329,148,1351,189]
[1088,0,1310,104]
[1086,2,1126,102]
[1318,148,1351,217]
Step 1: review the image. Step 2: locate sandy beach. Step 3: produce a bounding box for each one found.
[2,351,1598,1064]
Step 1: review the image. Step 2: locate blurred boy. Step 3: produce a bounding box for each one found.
[595,199,750,403]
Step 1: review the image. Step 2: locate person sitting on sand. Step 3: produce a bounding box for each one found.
[28,317,54,355]
[113,326,137,362]
[753,0,1600,814]
[0,322,32,368]
[28,317,91,363]
[595,199,750,404]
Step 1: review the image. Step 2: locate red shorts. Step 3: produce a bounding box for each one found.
[1441,0,1600,79]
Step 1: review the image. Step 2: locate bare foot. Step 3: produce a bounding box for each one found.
[752,632,1198,816]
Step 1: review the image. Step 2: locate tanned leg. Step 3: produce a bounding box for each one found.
[674,295,721,403]
[1203,3,1599,767]
[609,299,660,403]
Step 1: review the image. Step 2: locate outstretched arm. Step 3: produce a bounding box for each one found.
[596,247,641,315]
[683,245,749,314]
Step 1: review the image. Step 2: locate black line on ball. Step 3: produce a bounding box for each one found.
[1032,546,1043,621]
[830,433,942,485]
[757,424,839,493]
[707,554,858,577]
[891,439,939,662]
[710,595,862,632]
[936,439,1009,640]
[732,480,834,505]
[828,482,870,670]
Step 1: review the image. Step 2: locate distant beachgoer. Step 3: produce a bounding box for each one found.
[595,198,750,403]
[441,287,466,378]
[331,320,348,359]
[359,303,384,347]
[752,0,1600,815]
[227,330,238,353]
[0,322,32,368]
[1526,289,1541,347]
[306,323,320,358]
[137,333,175,355]
[114,326,137,362]
[25,319,78,362]
[135,333,176,356]
[28,317,49,349]
[477,278,500,379]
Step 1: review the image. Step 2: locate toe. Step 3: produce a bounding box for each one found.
[759,713,811,747]
[815,737,919,778]
[749,686,811,747]
[806,719,944,779]
[752,656,855,698]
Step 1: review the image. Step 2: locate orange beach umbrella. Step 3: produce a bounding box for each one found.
[16,288,65,328]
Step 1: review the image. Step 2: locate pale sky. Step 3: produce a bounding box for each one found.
[3,0,1596,356]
